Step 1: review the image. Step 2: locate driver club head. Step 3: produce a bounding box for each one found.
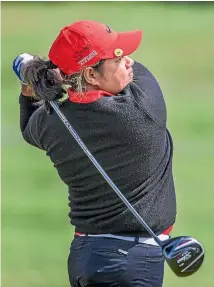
[162,236,205,277]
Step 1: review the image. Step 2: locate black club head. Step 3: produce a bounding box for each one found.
[162,236,205,277]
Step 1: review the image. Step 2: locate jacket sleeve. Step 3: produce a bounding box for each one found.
[132,61,167,128]
[19,94,43,149]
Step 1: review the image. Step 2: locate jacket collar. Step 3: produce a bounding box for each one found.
[68,89,114,104]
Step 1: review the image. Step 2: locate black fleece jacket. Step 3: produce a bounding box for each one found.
[19,62,177,235]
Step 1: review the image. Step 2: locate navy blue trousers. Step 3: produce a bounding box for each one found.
[68,236,165,287]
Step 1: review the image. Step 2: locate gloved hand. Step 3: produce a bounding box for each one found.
[13,53,34,82]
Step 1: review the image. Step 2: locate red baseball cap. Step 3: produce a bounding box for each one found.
[48,20,142,75]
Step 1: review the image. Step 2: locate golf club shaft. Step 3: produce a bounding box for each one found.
[50,101,163,246]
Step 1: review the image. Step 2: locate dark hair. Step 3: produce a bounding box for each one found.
[22,56,105,101]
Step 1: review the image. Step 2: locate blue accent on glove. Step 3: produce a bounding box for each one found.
[12,53,34,82]
[13,55,24,81]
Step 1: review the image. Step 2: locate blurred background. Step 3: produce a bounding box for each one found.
[1,1,214,287]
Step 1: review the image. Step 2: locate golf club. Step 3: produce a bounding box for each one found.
[49,100,205,277]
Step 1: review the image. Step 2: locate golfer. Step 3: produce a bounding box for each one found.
[13,20,176,287]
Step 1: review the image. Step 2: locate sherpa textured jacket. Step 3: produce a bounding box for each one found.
[19,62,176,235]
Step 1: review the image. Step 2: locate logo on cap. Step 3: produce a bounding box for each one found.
[74,45,91,62]
[106,25,112,33]
[114,48,123,57]
[78,50,98,66]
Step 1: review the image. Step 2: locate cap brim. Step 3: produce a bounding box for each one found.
[106,30,143,58]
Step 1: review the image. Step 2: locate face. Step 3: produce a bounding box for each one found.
[85,56,134,94]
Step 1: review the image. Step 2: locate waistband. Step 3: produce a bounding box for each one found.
[74,225,173,246]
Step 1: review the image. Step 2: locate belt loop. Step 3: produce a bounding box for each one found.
[134,236,139,243]
[85,233,88,237]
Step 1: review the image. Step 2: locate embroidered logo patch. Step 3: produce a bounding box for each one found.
[78,50,98,66]
[74,45,91,62]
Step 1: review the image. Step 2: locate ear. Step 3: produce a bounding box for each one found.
[83,67,101,87]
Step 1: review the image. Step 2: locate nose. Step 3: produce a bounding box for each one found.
[125,56,134,69]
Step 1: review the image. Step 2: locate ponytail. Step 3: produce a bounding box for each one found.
[21,56,66,101]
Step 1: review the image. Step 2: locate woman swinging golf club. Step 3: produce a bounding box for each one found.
[13,20,204,287]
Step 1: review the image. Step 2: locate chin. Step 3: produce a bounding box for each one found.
[126,77,133,86]
[121,81,131,92]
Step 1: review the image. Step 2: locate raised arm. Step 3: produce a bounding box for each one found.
[13,54,43,147]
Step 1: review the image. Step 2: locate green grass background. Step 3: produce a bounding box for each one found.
[1,2,214,286]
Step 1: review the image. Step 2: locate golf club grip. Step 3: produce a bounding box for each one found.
[50,101,162,245]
